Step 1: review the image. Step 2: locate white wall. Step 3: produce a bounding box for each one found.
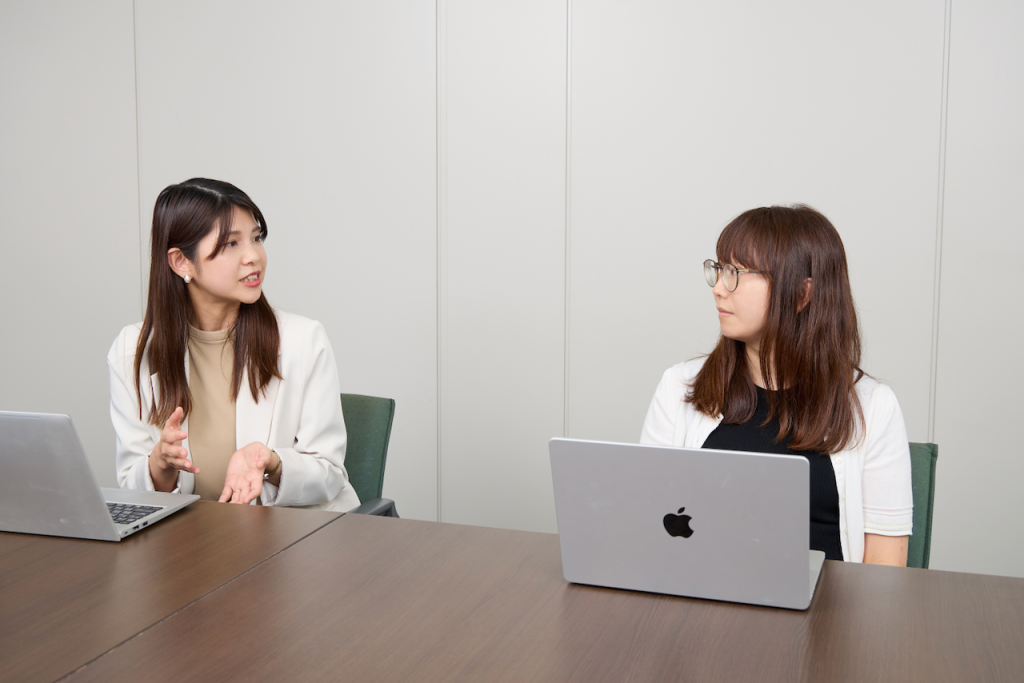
[932,0,1024,578]
[439,0,567,530]
[3,1,1022,578]
[0,1,140,487]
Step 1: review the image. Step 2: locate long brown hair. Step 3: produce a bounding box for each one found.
[687,205,863,453]
[135,178,282,426]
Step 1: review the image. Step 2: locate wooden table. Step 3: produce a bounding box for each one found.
[60,514,1024,683]
[0,501,340,683]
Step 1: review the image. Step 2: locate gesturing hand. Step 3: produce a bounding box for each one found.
[148,406,198,491]
[219,442,274,504]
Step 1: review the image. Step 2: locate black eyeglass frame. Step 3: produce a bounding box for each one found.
[703,259,766,292]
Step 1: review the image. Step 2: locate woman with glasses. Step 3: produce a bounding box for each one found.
[107,178,360,511]
[640,205,912,565]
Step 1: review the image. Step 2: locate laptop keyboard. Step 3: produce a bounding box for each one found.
[107,503,162,525]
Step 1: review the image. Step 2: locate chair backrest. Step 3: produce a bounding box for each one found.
[907,442,938,569]
[340,393,396,502]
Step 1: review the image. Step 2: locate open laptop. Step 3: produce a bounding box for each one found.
[0,411,198,542]
[549,438,825,610]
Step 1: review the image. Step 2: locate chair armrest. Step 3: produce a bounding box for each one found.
[348,498,399,517]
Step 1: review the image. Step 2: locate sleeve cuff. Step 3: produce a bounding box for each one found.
[258,449,294,506]
[863,505,913,536]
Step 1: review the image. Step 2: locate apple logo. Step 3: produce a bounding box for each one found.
[663,507,694,538]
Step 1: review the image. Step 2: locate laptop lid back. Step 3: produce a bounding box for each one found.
[549,438,812,609]
[0,412,120,541]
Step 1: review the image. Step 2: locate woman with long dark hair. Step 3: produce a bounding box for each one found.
[108,178,360,510]
[641,205,911,565]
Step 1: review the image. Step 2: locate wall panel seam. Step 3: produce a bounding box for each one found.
[563,0,573,438]
[436,0,448,523]
[928,0,953,443]
[132,0,144,319]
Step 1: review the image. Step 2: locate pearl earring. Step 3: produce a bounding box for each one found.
[184,274,191,284]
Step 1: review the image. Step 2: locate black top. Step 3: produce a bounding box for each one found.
[702,386,844,561]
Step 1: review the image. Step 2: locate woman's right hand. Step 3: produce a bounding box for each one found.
[148,407,199,491]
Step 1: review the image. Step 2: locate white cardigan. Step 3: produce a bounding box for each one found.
[108,310,360,512]
[640,358,913,563]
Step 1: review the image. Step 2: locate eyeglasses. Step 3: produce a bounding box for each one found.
[703,259,765,292]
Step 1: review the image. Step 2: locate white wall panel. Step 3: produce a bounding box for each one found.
[567,1,945,449]
[0,1,140,486]
[440,0,567,531]
[134,0,438,519]
[932,0,1024,578]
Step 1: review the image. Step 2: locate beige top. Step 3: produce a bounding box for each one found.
[187,324,237,501]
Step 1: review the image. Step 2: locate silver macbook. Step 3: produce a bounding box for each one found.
[0,411,198,541]
[549,438,825,610]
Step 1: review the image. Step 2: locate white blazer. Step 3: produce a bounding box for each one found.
[108,310,360,512]
[640,358,913,563]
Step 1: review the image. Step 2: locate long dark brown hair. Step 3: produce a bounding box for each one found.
[135,178,282,426]
[687,205,863,453]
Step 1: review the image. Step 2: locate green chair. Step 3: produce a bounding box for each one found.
[907,442,938,569]
[341,393,398,517]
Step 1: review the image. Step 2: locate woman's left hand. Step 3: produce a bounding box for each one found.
[219,442,274,504]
